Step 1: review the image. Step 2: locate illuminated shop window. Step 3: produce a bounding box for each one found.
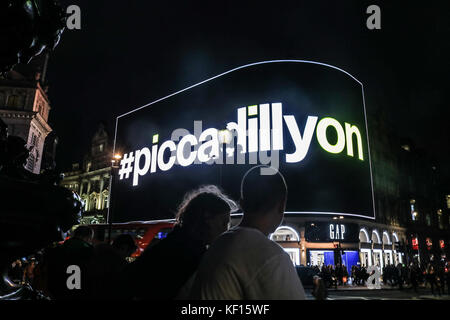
[411,237,419,250]
[410,200,418,221]
[426,238,433,250]
[392,233,399,243]
[284,248,300,266]
[382,231,391,245]
[371,230,381,244]
[270,226,300,242]
[359,228,370,243]
[154,228,171,240]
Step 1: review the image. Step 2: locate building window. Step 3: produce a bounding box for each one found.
[86,162,92,172]
[81,182,87,195]
[437,209,443,230]
[26,154,35,171]
[410,199,418,221]
[103,193,109,209]
[102,177,109,191]
[7,95,19,107]
[446,195,450,209]
[99,144,104,152]
[30,133,38,148]
[425,214,431,227]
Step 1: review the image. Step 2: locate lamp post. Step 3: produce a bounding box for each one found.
[107,153,122,243]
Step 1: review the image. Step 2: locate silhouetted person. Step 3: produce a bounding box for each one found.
[426,264,440,296]
[445,266,450,295]
[396,263,404,290]
[112,234,137,261]
[312,275,327,300]
[409,263,419,293]
[122,185,236,300]
[44,225,94,299]
[0,135,31,179]
[437,263,445,295]
[189,166,306,300]
[335,263,343,286]
[361,266,369,284]
[24,258,36,286]
[88,234,137,299]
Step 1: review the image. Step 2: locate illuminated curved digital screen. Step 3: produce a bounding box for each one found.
[112,60,375,222]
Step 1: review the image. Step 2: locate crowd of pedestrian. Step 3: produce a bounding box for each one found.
[307,261,450,296]
[6,164,450,300]
[380,262,450,296]
[314,264,370,288]
[7,165,311,300]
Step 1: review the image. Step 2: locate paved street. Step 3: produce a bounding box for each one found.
[305,286,450,300]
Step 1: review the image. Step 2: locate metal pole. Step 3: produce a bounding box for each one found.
[106,163,116,244]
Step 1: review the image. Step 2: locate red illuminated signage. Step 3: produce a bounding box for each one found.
[412,237,419,250]
[440,240,445,249]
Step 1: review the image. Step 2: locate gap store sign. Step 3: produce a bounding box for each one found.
[305,222,360,243]
[112,60,375,223]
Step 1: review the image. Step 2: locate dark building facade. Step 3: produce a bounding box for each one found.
[263,108,450,272]
[60,123,112,224]
[0,55,53,174]
[61,110,449,270]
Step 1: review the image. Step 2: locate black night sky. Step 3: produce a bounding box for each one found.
[45,1,450,177]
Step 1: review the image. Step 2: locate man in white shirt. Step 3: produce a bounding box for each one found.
[188,166,306,300]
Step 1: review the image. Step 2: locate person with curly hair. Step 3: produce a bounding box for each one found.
[121,185,237,300]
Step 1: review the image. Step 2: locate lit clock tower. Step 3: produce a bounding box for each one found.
[0,55,53,174]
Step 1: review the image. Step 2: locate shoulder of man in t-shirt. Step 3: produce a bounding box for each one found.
[189,226,306,300]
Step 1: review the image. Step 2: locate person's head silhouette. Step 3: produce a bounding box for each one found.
[112,234,137,259]
[72,225,94,244]
[239,165,287,236]
[175,185,237,246]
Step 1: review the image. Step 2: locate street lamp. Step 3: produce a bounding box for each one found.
[107,153,122,242]
[111,153,122,166]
